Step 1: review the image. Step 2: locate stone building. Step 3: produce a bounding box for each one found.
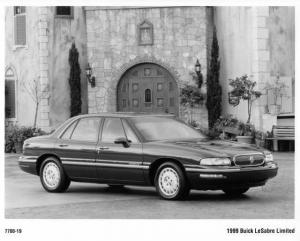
[5,6,295,132]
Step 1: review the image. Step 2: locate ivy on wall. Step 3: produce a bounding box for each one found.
[206,27,222,129]
[68,43,82,117]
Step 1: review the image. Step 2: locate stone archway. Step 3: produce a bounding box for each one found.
[117,63,179,115]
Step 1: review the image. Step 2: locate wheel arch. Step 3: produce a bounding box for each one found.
[36,153,61,175]
[148,158,187,185]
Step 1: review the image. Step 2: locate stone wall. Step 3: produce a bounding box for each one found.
[48,7,88,128]
[85,6,209,128]
[214,6,294,131]
[5,6,88,131]
[5,7,40,127]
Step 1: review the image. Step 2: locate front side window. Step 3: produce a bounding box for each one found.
[70,117,101,142]
[131,117,206,141]
[101,118,126,143]
[14,6,26,46]
[122,120,139,143]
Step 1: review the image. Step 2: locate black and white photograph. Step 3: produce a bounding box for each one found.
[1,1,299,241]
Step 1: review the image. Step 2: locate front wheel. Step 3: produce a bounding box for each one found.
[155,162,189,200]
[222,187,249,196]
[40,157,70,193]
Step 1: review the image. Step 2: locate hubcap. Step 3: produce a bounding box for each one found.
[158,167,180,197]
[43,162,60,189]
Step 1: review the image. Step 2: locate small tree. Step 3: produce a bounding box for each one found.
[180,84,204,108]
[206,27,222,129]
[228,75,262,123]
[69,43,82,117]
[21,79,49,128]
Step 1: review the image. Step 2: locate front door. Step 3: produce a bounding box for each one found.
[96,117,144,184]
[117,63,179,115]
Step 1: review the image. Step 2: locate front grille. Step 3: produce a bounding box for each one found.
[234,154,265,167]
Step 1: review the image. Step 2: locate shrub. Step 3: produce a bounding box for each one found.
[69,43,82,117]
[5,126,46,153]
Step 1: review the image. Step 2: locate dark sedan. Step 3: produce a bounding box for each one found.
[19,113,278,200]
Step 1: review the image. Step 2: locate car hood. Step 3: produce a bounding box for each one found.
[152,139,265,158]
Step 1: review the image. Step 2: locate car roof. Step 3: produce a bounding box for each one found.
[73,112,176,118]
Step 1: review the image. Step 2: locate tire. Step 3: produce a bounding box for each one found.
[222,187,249,196]
[40,157,70,193]
[154,162,189,200]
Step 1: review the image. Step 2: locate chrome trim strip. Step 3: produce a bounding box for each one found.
[61,160,149,169]
[186,165,277,173]
[60,157,95,162]
[18,156,38,163]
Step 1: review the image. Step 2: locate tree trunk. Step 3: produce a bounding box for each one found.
[247,100,251,123]
[33,102,39,129]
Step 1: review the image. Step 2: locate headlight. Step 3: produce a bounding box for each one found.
[264,151,274,162]
[200,158,231,166]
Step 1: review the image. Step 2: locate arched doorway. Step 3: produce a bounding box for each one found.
[117,63,179,115]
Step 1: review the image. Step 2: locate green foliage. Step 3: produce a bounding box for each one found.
[255,130,267,140]
[264,73,288,105]
[5,125,46,153]
[237,122,255,136]
[206,27,222,129]
[69,43,82,117]
[213,115,239,132]
[228,74,262,123]
[180,84,204,107]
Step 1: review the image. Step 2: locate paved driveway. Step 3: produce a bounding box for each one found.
[5,152,294,219]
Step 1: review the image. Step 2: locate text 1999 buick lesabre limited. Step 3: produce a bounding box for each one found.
[19,113,278,200]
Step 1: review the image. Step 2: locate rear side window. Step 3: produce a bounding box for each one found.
[70,117,101,142]
[101,118,126,143]
[61,120,77,139]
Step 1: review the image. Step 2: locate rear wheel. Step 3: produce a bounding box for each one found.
[222,187,249,196]
[40,157,70,193]
[155,162,189,200]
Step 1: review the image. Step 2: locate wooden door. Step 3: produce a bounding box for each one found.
[117,64,178,115]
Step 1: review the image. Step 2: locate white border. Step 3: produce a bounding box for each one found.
[0,1,299,241]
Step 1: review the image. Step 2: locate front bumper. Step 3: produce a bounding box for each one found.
[185,162,278,190]
[18,155,38,175]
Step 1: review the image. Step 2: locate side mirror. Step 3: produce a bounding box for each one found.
[114,137,130,148]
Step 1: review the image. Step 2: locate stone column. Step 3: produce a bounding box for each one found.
[38,7,50,131]
[251,7,276,131]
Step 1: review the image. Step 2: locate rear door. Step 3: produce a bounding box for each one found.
[96,117,145,183]
[55,117,102,179]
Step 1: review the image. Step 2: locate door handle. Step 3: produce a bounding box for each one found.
[59,144,69,147]
[99,147,109,150]
[96,146,109,153]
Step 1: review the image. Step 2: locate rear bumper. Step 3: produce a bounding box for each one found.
[185,162,278,190]
[18,155,38,175]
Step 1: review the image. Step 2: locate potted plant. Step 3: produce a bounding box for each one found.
[180,83,204,124]
[264,73,287,115]
[254,130,266,148]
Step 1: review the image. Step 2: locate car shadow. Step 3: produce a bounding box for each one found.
[66,185,252,201]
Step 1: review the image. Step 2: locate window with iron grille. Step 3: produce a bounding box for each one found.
[14,6,26,46]
[55,6,74,18]
[5,68,16,119]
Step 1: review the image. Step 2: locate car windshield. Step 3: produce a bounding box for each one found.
[131,116,206,141]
